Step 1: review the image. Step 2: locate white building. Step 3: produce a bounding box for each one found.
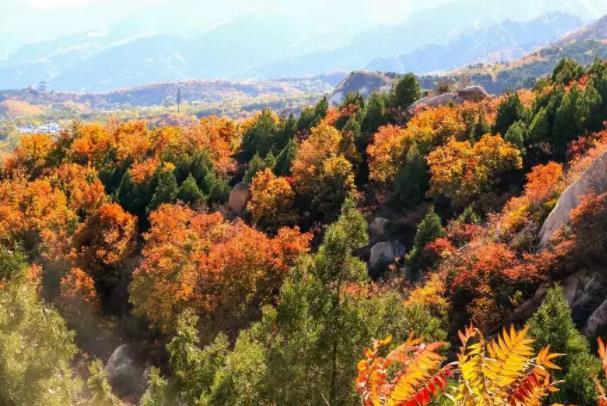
[17,122,61,135]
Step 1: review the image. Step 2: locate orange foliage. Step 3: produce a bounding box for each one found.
[356,335,452,406]
[0,177,76,253]
[70,123,115,167]
[367,125,406,183]
[595,337,607,405]
[130,204,310,332]
[4,133,55,177]
[499,162,564,233]
[0,99,45,116]
[247,169,297,230]
[49,163,108,217]
[71,202,137,278]
[113,120,153,164]
[184,116,240,174]
[324,107,341,127]
[129,157,161,184]
[58,267,100,318]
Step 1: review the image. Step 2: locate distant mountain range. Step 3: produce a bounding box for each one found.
[367,13,582,73]
[329,15,607,103]
[0,4,591,92]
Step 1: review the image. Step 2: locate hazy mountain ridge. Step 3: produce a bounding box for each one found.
[0,4,591,92]
[368,12,583,73]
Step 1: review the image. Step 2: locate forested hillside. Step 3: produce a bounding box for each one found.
[4,57,607,405]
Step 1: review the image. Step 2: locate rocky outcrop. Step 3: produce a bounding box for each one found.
[228,182,250,215]
[512,267,607,337]
[369,240,405,270]
[539,150,607,246]
[329,71,399,106]
[106,344,147,399]
[409,86,490,112]
[369,217,390,241]
[456,86,490,102]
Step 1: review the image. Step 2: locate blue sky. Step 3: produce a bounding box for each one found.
[2,0,607,59]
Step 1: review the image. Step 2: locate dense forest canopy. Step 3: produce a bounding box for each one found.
[4,57,607,405]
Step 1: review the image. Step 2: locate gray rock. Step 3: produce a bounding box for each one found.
[228,182,250,215]
[369,240,405,270]
[106,344,146,399]
[456,86,490,102]
[369,217,390,241]
[409,92,461,111]
[539,150,607,246]
[409,86,489,112]
[584,298,607,337]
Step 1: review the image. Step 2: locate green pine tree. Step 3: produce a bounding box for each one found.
[177,173,205,206]
[148,169,178,211]
[406,207,445,278]
[494,92,526,136]
[528,285,600,405]
[394,144,429,205]
[391,73,421,110]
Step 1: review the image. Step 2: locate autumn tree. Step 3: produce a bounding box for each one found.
[427,134,522,207]
[367,107,466,184]
[312,155,356,222]
[367,125,407,183]
[184,116,240,174]
[291,121,356,220]
[49,163,108,219]
[4,133,55,178]
[71,202,137,291]
[129,204,310,334]
[247,169,297,232]
[69,123,115,169]
[0,177,76,258]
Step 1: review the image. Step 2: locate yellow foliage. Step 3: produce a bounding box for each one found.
[247,169,297,231]
[455,325,561,405]
[292,121,343,196]
[427,134,522,207]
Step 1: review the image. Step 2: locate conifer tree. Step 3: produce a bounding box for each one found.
[177,173,204,205]
[406,207,445,277]
[528,285,600,405]
[148,168,178,211]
